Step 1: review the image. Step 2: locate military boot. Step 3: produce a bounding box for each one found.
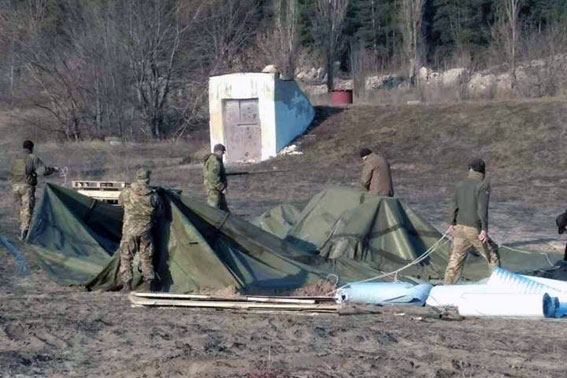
[120,281,132,293]
[136,280,153,293]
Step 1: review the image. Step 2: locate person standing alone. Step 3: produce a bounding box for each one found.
[203,143,229,212]
[10,140,58,240]
[359,147,394,197]
[444,158,501,284]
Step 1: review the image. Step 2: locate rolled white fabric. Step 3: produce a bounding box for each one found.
[457,293,557,318]
[426,284,494,307]
[487,268,560,295]
[522,275,567,293]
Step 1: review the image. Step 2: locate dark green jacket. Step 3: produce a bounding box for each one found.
[450,171,490,231]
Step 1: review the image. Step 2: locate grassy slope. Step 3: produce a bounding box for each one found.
[1,99,566,235]
[255,99,567,203]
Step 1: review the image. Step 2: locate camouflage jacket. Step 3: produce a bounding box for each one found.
[119,181,161,234]
[10,150,56,186]
[450,170,491,231]
[203,153,227,192]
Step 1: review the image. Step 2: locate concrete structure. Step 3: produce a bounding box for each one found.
[209,73,314,162]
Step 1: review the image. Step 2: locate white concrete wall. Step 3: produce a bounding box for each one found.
[274,79,315,151]
[209,73,314,162]
[209,73,276,161]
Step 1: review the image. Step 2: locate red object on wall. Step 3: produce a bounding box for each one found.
[330,90,353,105]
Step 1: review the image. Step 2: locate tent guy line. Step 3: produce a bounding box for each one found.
[326,231,451,296]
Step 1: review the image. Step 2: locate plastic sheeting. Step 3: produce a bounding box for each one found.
[426,284,493,307]
[427,269,563,308]
[523,276,567,293]
[335,282,433,305]
[427,269,567,318]
[488,268,561,295]
[457,293,557,318]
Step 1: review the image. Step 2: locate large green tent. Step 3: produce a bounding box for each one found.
[27,184,563,292]
[254,187,563,281]
[27,184,384,292]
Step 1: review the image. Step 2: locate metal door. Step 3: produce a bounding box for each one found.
[222,99,261,162]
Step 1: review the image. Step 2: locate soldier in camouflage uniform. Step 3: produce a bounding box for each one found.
[9,140,58,240]
[118,168,161,292]
[444,158,501,284]
[203,143,229,212]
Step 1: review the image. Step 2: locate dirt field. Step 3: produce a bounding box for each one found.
[2,100,567,377]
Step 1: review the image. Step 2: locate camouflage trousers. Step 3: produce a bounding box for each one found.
[207,190,230,212]
[444,225,501,285]
[119,229,155,284]
[12,183,36,234]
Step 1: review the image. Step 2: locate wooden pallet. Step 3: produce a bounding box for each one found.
[72,180,127,189]
[129,292,339,313]
[72,181,127,204]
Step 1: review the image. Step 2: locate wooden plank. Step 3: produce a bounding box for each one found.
[131,292,319,304]
[132,292,218,300]
[76,190,121,199]
[129,296,339,312]
[248,295,336,302]
[245,296,316,304]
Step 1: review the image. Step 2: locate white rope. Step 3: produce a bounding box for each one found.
[326,231,451,296]
[502,244,557,268]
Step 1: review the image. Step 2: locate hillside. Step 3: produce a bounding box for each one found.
[248,99,567,202]
[1,99,566,240]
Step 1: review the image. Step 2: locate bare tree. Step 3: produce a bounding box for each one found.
[312,0,350,92]
[399,0,425,83]
[26,54,88,141]
[501,0,522,83]
[257,0,300,79]
[123,0,196,138]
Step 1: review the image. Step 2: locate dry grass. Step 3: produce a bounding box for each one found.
[1,99,567,242]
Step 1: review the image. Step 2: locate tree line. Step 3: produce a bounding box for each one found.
[0,0,565,141]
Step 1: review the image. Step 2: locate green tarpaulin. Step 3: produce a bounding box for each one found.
[27,184,385,292]
[27,185,564,292]
[255,187,564,281]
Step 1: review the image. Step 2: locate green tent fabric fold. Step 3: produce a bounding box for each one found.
[27,184,386,292]
[255,187,564,281]
[27,184,564,292]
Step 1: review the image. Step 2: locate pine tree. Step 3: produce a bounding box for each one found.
[429,0,495,66]
[353,0,401,61]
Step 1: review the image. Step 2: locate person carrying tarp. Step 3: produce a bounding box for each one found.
[118,168,161,292]
[10,140,58,240]
[359,147,394,197]
[203,143,229,212]
[444,158,501,284]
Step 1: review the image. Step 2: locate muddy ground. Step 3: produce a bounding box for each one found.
[2,169,567,378]
[2,101,567,377]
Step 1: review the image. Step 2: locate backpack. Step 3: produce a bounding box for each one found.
[10,156,28,184]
